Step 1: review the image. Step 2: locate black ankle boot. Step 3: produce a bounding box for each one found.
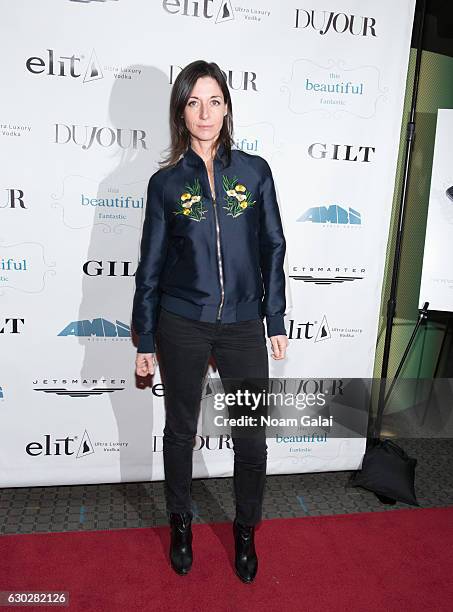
[169,512,193,575]
[233,518,258,583]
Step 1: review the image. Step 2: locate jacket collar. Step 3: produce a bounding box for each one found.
[184,141,228,168]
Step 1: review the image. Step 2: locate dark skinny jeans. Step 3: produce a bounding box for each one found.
[155,306,269,526]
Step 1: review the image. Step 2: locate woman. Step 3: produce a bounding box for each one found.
[132,60,288,583]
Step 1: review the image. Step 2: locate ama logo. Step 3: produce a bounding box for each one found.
[58,318,130,337]
[297,204,361,225]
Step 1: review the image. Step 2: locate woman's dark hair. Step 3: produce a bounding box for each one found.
[160,60,234,168]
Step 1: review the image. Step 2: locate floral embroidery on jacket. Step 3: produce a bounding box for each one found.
[174,178,208,222]
[222,176,256,218]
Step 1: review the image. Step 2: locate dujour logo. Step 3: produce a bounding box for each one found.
[152,434,233,452]
[294,9,377,37]
[54,124,148,150]
[1,189,27,209]
[169,64,257,91]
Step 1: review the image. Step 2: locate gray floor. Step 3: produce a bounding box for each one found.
[1,439,452,534]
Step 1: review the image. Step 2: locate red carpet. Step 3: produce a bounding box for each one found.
[1,507,453,611]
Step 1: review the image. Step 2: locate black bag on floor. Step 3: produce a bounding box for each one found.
[349,438,419,506]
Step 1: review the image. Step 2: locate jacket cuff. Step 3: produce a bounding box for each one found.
[265,314,286,338]
[137,334,155,354]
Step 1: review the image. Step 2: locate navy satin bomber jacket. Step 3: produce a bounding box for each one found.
[132,142,287,354]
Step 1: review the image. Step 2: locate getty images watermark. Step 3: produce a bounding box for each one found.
[201,377,453,439]
[211,388,332,428]
[199,377,369,439]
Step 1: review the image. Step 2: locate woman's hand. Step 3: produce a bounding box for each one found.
[269,335,289,360]
[135,352,156,377]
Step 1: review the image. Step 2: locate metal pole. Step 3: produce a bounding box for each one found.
[373,0,427,439]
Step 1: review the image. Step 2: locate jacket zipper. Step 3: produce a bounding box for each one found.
[212,194,225,320]
[205,162,225,321]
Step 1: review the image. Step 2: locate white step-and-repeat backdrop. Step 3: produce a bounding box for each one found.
[1,0,415,486]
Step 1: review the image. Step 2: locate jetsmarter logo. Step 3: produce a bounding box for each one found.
[58,319,130,338]
[297,205,361,225]
[294,9,377,37]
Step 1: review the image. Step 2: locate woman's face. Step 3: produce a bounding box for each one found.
[183,76,227,145]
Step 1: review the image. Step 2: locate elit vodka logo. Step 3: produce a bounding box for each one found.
[294,9,377,37]
[297,205,361,225]
[26,48,141,82]
[163,0,234,23]
[25,430,95,458]
[26,49,103,82]
[58,318,130,337]
[288,315,331,342]
[288,315,363,341]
